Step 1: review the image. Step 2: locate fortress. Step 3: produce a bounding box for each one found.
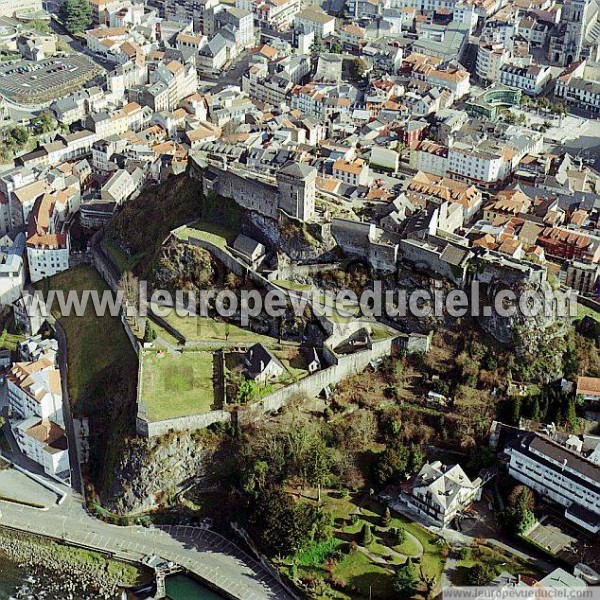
[190,155,317,223]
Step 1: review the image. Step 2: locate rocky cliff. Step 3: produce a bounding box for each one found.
[103,432,211,515]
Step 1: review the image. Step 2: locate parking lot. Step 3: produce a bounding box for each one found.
[0,465,59,508]
[0,54,101,104]
[526,515,600,569]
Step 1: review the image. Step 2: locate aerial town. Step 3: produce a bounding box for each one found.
[0,0,598,597]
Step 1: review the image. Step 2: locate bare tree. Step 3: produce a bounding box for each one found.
[419,565,437,599]
[120,271,139,307]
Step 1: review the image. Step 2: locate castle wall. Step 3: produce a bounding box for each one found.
[205,167,280,220]
[400,238,465,284]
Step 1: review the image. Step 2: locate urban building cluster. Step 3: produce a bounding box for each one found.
[0,0,598,298]
[0,0,598,594]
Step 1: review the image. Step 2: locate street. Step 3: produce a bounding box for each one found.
[0,483,292,600]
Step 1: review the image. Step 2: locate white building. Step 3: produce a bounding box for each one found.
[18,335,59,364]
[0,0,42,16]
[409,140,448,177]
[13,417,70,478]
[242,0,301,30]
[0,232,25,306]
[555,60,600,115]
[404,461,482,527]
[101,168,144,205]
[447,141,511,187]
[244,343,284,383]
[332,158,369,186]
[26,194,70,284]
[8,358,63,425]
[476,42,510,82]
[293,6,335,39]
[506,433,600,534]
[498,63,552,96]
[89,102,149,137]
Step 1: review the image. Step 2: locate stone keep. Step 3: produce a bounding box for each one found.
[276,162,317,222]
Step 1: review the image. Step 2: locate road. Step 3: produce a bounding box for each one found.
[0,488,294,600]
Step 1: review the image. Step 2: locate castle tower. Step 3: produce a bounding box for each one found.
[276,162,317,222]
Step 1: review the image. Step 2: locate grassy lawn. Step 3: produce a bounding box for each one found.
[287,492,447,599]
[0,330,24,351]
[36,265,137,411]
[101,237,144,273]
[176,221,237,248]
[577,302,600,322]
[370,325,395,341]
[275,350,310,387]
[140,351,215,421]
[273,280,312,292]
[159,309,278,346]
[333,550,395,598]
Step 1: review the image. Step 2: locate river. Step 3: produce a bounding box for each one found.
[0,555,224,600]
[166,574,225,599]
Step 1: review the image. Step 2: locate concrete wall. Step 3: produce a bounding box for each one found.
[266,262,343,282]
[136,410,231,437]
[204,166,279,220]
[91,234,141,355]
[400,238,465,284]
[135,230,396,437]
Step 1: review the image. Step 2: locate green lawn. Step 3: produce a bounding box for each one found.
[176,221,237,248]
[273,280,312,292]
[101,237,144,273]
[36,265,138,410]
[159,309,278,346]
[140,351,215,421]
[577,302,600,322]
[333,550,395,598]
[0,330,24,351]
[453,544,540,586]
[294,492,447,599]
[370,325,395,341]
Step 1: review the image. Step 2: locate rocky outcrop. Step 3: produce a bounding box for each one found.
[151,238,217,293]
[103,433,209,515]
[244,212,334,262]
[0,530,139,599]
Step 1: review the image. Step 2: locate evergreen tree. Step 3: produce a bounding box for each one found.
[381,506,391,527]
[564,398,578,431]
[361,523,372,546]
[61,0,92,34]
[530,397,540,421]
[394,561,417,598]
[391,526,406,545]
[511,396,522,425]
[467,563,494,586]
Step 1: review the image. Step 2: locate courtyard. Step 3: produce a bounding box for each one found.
[525,515,599,569]
[139,351,215,422]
